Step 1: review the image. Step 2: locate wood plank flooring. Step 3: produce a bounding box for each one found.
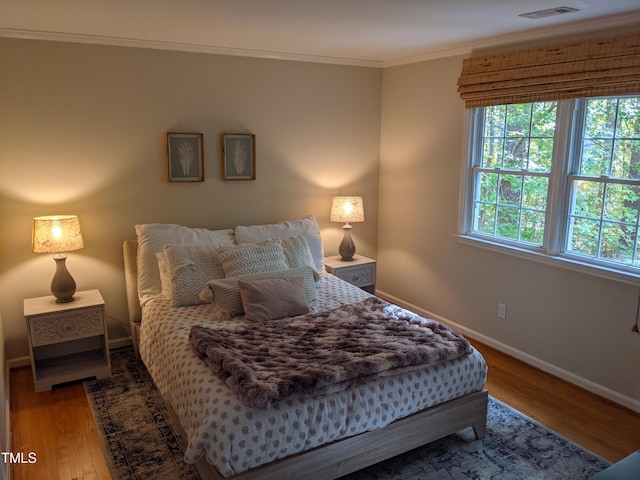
[472,339,640,463]
[10,339,640,479]
[10,366,111,480]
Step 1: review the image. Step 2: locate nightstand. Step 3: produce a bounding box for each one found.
[324,255,376,294]
[24,289,111,392]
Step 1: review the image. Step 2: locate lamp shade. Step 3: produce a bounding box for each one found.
[330,196,365,224]
[32,215,84,253]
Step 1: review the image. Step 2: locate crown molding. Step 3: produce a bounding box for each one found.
[0,28,384,68]
[1,9,638,70]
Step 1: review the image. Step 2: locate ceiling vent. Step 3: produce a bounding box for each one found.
[519,6,579,19]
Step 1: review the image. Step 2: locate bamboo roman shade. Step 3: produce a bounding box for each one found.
[457,33,640,108]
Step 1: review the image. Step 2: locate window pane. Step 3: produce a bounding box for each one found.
[478,172,498,203]
[482,138,503,168]
[504,138,528,170]
[584,98,617,138]
[616,97,640,137]
[601,222,636,264]
[496,206,520,239]
[580,139,612,176]
[484,105,506,137]
[521,210,545,244]
[506,104,532,137]
[568,217,600,256]
[475,204,496,235]
[572,180,603,218]
[531,102,557,137]
[612,140,640,180]
[499,174,523,205]
[604,183,640,223]
[528,138,554,172]
[523,176,548,210]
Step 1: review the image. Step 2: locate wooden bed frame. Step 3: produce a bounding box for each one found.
[123,239,488,480]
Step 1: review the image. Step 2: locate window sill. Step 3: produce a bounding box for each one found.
[455,234,640,286]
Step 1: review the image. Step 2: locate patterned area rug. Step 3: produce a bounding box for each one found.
[84,347,610,480]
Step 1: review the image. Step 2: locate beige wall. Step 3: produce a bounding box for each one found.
[378,54,640,409]
[0,38,381,359]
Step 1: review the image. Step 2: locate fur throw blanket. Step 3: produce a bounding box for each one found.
[189,297,472,409]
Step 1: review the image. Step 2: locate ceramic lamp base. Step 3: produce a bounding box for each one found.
[51,255,77,303]
[339,224,356,261]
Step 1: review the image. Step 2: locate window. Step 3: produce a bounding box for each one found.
[460,95,640,282]
[472,102,556,246]
[567,98,640,267]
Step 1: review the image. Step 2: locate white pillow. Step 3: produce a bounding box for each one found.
[234,215,325,270]
[156,252,172,300]
[135,223,235,305]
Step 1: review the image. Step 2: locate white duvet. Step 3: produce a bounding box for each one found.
[139,272,488,477]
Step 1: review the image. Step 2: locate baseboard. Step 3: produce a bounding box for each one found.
[109,336,133,350]
[377,289,640,414]
[7,357,30,370]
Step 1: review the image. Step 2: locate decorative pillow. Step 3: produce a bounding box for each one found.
[217,238,288,278]
[239,276,309,321]
[135,223,235,305]
[199,266,317,321]
[163,244,226,307]
[279,235,318,278]
[156,252,172,300]
[234,215,325,270]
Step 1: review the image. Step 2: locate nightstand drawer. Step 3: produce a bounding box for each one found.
[333,264,375,288]
[29,307,104,347]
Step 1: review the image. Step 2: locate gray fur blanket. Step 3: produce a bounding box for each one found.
[189,297,472,409]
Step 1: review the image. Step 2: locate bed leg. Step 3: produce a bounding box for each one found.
[472,421,487,440]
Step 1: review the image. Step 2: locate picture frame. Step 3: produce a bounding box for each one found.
[221,133,256,181]
[167,132,204,182]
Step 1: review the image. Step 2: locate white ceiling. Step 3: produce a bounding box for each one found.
[1,0,639,67]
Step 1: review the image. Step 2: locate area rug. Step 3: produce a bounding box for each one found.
[84,347,610,480]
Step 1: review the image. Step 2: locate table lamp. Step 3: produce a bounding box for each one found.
[330,196,364,261]
[32,215,84,303]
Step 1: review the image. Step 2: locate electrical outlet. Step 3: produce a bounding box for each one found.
[498,303,507,319]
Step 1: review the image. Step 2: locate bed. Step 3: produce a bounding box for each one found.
[122,216,488,480]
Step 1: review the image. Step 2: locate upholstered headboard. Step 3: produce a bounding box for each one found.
[123,239,142,356]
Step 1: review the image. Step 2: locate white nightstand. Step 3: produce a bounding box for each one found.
[324,255,376,294]
[24,289,111,392]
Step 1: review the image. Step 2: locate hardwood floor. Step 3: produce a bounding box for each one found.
[10,366,110,480]
[10,339,640,479]
[472,340,640,463]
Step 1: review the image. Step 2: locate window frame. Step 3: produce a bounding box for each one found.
[457,97,640,286]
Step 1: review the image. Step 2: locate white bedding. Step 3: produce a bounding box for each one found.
[139,272,488,477]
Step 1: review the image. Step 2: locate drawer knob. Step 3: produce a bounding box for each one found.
[57,320,79,337]
[61,322,74,333]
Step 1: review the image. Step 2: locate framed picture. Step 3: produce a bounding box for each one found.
[221,133,256,181]
[167,132,204,182]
